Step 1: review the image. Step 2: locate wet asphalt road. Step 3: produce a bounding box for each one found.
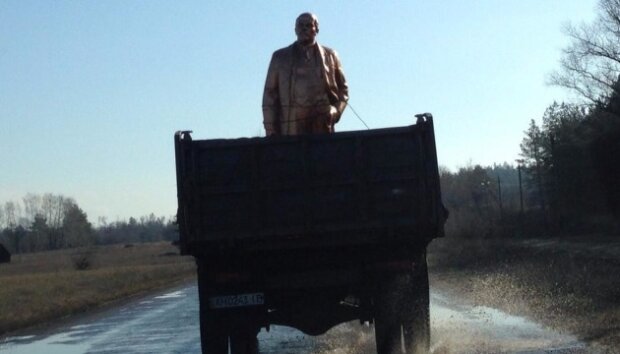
[0,283,592,354]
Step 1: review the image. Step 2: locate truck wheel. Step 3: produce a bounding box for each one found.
[374,264,430,354]
[230,331,259,354]
[375,273,409,354]
[375,295,402,354]
[197,262,229,354]
[200,316,228,354]
[403,262,430,354]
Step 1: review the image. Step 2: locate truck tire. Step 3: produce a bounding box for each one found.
[374,262,430,354]
[375,285,403,354]
[200,314,228,354]
[197,262,229,354]
[230,332,259,354]
[404,261,430,354]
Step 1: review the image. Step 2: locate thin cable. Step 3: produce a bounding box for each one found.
[346,102,370,130]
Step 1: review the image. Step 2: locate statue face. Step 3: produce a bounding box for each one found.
[295,15,317,45]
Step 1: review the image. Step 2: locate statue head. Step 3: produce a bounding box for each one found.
[295,13,319,46]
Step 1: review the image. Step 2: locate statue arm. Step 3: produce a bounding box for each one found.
[262,54,281,136]
[332,51,348,124]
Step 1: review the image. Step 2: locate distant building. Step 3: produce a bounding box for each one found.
[0,243,10,264]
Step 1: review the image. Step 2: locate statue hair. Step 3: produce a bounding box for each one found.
[295,12,319,32]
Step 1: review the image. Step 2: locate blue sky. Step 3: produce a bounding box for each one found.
[0,1,599,222]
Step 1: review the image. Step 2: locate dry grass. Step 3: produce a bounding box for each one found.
[0,242,196,334]
[428,235,620,353]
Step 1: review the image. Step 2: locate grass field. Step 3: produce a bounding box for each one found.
[0,242,196,335]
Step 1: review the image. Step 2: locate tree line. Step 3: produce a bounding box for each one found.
[0,193,177,254]
[442,103,619,239]
[444,0,620,238]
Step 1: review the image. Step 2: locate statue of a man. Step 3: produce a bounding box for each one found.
[262,13,349,136]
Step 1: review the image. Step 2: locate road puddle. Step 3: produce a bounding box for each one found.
[0,331,90,354]
[429,291,588,353]
[255,290,589,353]
[154,290,185,299]
[0,286,593,353]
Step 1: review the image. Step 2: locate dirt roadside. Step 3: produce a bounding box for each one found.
[0,242,196,335]
[427,235,620,354]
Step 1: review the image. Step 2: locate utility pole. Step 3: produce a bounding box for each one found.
[516,160,525,237]
[497,175,503,221]
[517,162,524,215]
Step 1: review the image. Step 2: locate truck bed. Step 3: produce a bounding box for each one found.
[175,117,445,257]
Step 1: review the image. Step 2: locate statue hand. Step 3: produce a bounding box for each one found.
[265,126,278,137]
[328,105,340,124]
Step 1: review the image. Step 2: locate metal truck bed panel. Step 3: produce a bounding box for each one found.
[175,119,444,256]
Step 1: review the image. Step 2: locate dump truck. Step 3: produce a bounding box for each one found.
[174,113,447,354]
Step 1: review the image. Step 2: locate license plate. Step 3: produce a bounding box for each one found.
[209,293,265,309]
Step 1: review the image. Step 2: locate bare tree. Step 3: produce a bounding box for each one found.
[41,194,70,249]
[4,201,21,230]
[0,206,4,229]
[550,0,620,106]
[2,194,97,252]
[4,201,23,253]
[28,213,48,252]
[22,193,42,225]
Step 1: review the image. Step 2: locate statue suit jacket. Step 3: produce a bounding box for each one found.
[262,42,349,135]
